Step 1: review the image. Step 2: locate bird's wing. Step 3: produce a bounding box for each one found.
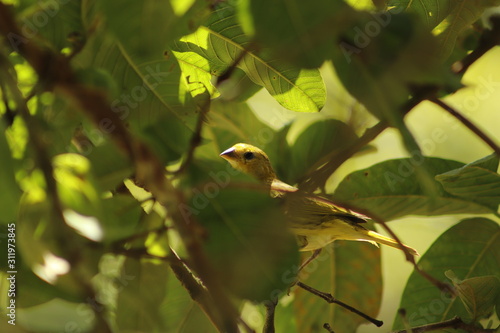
[284,192,368,229]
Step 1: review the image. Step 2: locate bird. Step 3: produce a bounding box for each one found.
[219,143,419,259]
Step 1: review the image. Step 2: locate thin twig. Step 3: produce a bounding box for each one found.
[390,316,497,333]
[429,97,500,156]
[296,281,383,327]
[323,323,335,333]
[172,91,211,176]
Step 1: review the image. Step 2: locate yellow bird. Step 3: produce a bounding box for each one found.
[220,143,418,256]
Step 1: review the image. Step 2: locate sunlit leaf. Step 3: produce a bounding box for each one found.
[393,218,500,330]
[173,2,326,112]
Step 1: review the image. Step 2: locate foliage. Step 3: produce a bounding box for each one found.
[0,0,499,332]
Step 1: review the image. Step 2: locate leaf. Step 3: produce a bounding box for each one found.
[194,188,299,302]
[393,218,500,330]
[294,237,382,332]
[160,265,218,333]
[116,257,170,332]
[432,0,500,61]
[389,0,500,61]
[282,118,359,184]
[16,0,84,51]
[238,0,356,68]
[99,0,210,61]
[436,154,500,210]
[84,141,132,191]
[333,157,495,220]
[173,2,326,112]
[74,24,197,130]
[445,271,500,321]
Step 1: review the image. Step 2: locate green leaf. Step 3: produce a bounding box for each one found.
[333,157,495,220]
[393,218,500,330]
[74,28,197,130]
[173,2,326,112]
[389,0,500,61]
[194,188,299,302]
[160,265,218,332]
[445,271,500,321]
[16,0,84,51]
[239,0,356,68]
[436,154,500,210]
[206,99,276,155]
[99,0,209,61]
[294,237,382,332]
[279,118,358,184]
[100,195,143,243]
[85,141,132,191]
[116,257,170,332]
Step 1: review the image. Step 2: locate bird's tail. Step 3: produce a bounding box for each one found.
[365,230,419,256]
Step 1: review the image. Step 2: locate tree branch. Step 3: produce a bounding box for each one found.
[429,97,500,156]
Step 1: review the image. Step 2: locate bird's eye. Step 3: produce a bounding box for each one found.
[243,152,254,160]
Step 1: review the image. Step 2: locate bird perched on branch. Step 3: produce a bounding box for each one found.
[220,143,418,258]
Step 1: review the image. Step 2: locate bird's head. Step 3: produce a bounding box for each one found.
[220,143,276,184]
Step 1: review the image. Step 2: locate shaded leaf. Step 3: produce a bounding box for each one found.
[195,188,299,302]
[333,158,495,220]
[436,154,500,210]
[445,270,500,321]
[99,0,209,61]
[393,218,500,330]
[74,28,197,129]
[16,0,84,51]
[281,118,358,184]
[116,258,170,332]
[160,265,218,333]
[294,237,382,332]
[239,0,355,68]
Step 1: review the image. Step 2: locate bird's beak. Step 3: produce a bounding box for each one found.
[220,147,236,160]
